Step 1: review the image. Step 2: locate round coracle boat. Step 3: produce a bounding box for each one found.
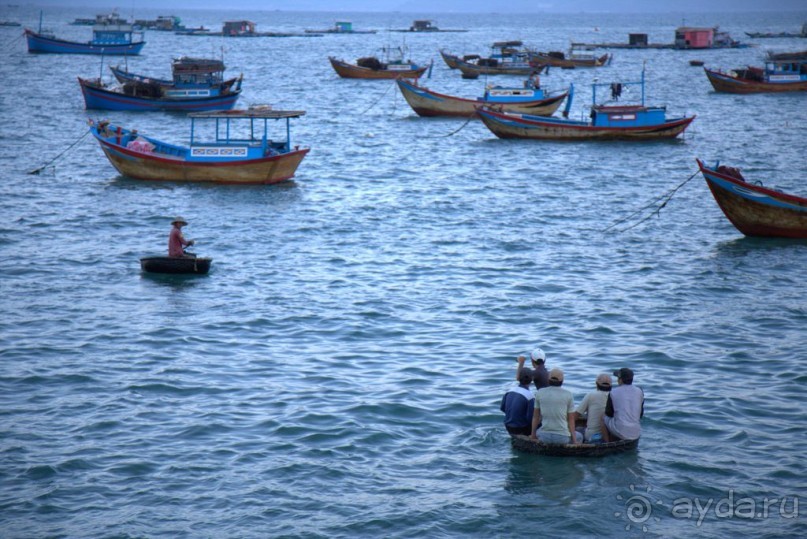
[510,434,639,457]
[140,256,212,274]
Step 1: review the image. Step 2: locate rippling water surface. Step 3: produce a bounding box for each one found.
[1,5,806,538]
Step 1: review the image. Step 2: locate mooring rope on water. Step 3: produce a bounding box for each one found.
[602,169,700,233]
[426,114,476,138]
[1,31,25,54]
[28,129,91,175]
[358,81,395,115]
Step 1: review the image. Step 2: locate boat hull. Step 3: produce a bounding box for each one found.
[396,79,566,117]
[329,57,427,79]
[140,256,212,274]
[455,58,539,76]
[510,435,639,457]
[98,141,309,184]
[439,50,459,69]
[704,68,807,93]
[477,108,695,140]
[531,52,611,68]
[79,78,241,111]
[25,29,144,55]
[697,160,807,238]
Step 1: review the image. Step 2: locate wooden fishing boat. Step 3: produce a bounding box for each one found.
[140,256,212,274]
[439,49,462,69]
[88,108,309,185]
[510,434,639,457]
[704,59,807,93]
[25,15,144,55]
[530,47,611,68]
[396,78,568,118]
[477,69,695,141]
[450,41,544,76]
[696,159,807,238]
[329,52,428,79]
[330,46,427,79]
[109,57,241,93]
[329,57,427,79]
[78,76,242,111]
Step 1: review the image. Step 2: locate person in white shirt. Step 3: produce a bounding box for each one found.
[602,367,644,442]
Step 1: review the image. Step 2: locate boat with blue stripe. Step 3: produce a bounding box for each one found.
[477,68,695,141]
[697,159,807,238]
[79,57,242,112]
[396,77,568,118]
[25,12,144,55]
[88,108,309,185]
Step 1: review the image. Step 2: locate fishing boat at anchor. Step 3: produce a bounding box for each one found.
[703,58,807,93]
[109,57,241,93]
[696,159,807,238]
[396,77,568,118]
[329,45,429,79]
[450,41,544,77]
[140,256,212,274]
[79,56,242,111]
[530,45,612,69]
[78,75,242,111]
[25,12,144,55]
[88,108,308,185]
[477,68,695,141]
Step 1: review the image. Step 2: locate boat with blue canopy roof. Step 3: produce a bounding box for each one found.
[477,68,695,141]
[88,107,308,184]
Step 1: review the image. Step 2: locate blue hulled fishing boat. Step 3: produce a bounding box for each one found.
[25,13,144,55]
[477,68,695,141]
[79,57,242,112]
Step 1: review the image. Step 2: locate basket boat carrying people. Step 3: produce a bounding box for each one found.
[510,434,639,457]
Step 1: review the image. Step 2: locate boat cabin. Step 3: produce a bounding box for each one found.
[410,20,437,31]
[765,60,807,82]
[591,105,667,127]
[186,108,305,161]
[334,21,352,32]
[223,20,255,36]
[675,27,714,49]
[171,57,226,86]
[91,23,141,45]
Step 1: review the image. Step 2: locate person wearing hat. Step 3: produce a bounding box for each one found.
[573,373,612,444]
[500,368,535,436]
[516,347,549,391]
[530,368,577,445]
[168,217,195,258]
[602,367,644,442]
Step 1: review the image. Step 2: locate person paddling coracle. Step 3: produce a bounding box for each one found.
[168,216,195,258]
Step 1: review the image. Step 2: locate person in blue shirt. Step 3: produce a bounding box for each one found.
[500,369,535,436]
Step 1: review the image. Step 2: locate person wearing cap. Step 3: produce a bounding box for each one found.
[602,367,644,442]
[168,217,195,258]
[516,347,549,391]
[530,368,577,445]
[573,373,612,444]
[500,368,535,436]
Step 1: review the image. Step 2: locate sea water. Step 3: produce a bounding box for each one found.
[0,6,806,538]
